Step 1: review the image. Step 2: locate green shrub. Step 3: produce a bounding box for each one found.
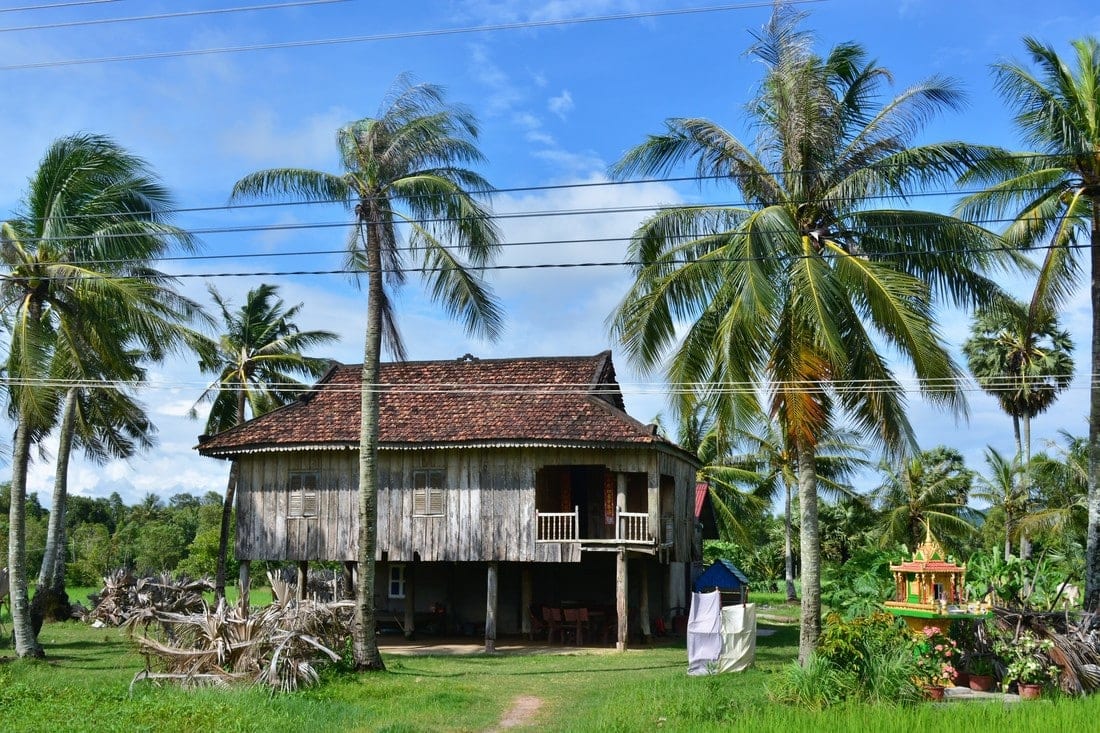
[768,653,853,709]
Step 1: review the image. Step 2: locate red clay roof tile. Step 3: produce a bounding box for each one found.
[196,351,687,457]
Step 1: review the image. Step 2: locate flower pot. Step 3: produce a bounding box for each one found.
[926,685,946,701]
[954,671,970,688]
[1018,683,1042,700]
[969,674,995,692]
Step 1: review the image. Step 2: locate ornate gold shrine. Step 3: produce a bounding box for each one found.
[884,527,989,631]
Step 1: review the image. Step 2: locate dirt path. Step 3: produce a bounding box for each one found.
[492,695,543,730]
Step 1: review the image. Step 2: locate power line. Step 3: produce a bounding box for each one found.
[4,151,1081,230]
[0,0,348,34]
[0,1,826,71]
[0,0,122,13]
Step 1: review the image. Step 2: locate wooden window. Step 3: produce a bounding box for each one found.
[388,564,405,599]
[413,469,445,516]
[288,470,319,518]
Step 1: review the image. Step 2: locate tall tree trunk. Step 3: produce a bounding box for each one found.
[9,411,45,658]
[214,462,240,603]
[796,440,820,665]
[1019,412,1032,559]
[34,388,76,622]
[784,482,796,602]
[353,213,385,671]
[215,381,248,602]
[1086,208,1100,613]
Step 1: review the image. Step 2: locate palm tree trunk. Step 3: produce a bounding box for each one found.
[1019,412,1032,560]
[34,388,76,622]
[215,380,248,602]
[214,462,239,603]
[1087,207,1100,613]
[784,482,796,602]
[353,213,386,671]
[9,411,45,658]
[795,440,820,665]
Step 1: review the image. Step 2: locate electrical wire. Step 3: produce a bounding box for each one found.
[0,0,122,13]
[0,0,348,34]
[4,151,1080,229]
[0,1,827,71]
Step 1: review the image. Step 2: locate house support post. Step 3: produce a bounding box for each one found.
[640,561,651,643]
[297,561,308,601]
[404,564,415,640]
[485,561,498,654]
[616,548,628,651]
[238,560,250,612]
[521,566,533,638]
[343,561,356,599]
[616,473,627,540]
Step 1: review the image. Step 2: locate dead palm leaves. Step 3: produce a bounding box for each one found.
[130,596,353,693]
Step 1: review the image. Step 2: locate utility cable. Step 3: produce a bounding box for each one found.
[0,1,827,71]
[0,0,349,34]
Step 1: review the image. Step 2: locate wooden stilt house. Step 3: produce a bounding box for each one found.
[195,351,699,651]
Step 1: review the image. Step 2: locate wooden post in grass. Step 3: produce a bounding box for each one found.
[485,561,498,653]
[520,566,532,638]
[238,560,250,612]
[616,548,628,651]
[297,561,308,600]
[640,562,650,642]
[404,564,415,640]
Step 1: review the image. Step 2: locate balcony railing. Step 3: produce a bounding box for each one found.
[535,507,653,545]
[535,506,578,542]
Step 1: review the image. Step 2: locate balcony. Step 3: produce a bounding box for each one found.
[535,506,653,546]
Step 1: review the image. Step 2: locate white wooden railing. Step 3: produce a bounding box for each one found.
[536,506,578,542]
[534,506,654,544]
[616,509,649,543]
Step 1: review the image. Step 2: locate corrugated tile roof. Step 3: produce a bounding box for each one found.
[196,351,690,458]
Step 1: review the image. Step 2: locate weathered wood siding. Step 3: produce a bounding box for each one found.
[235,452,359,561]
[235,445,696,563]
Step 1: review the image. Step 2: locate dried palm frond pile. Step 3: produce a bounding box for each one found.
[993,607,1100,695]
[84,569,213,628]
[129,590,353,693]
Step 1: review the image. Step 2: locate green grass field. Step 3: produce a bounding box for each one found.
[4,592,1100,732]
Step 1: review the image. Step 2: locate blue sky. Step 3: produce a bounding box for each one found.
[1,0,1098,506]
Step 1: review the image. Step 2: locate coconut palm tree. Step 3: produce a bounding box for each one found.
[955,36,1100,609]
[230,77,502,670]
[35,359,156,622]
[874,447,981,554]
[972,446,1027,560]
[608,6,1012,662]
[705,412,869,601]
[1,133,201,658]
[190,283,338,601]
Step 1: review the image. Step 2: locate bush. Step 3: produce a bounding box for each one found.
[773,612,921,708]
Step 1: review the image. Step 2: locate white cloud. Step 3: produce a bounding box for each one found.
[548,89,574,118]
[219,107,348,168]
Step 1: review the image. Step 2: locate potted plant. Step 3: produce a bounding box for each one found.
[967,655,997,692]
[913,625,958,699]
[995,632,1059,699]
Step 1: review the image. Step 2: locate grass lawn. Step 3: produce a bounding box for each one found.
[4,594,1100,732]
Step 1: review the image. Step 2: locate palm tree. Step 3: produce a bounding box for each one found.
[191,283,338,601]
[707,413,868,601]
[972,447,1027,560]
[963,301,1073,557]
[964,303,1074,461]
[1,133,201,658]
[230,77,503,670]
[36,361,156,622]
[874,447,980,554]
[607,5,1011,662]
[955,36,1100,609]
